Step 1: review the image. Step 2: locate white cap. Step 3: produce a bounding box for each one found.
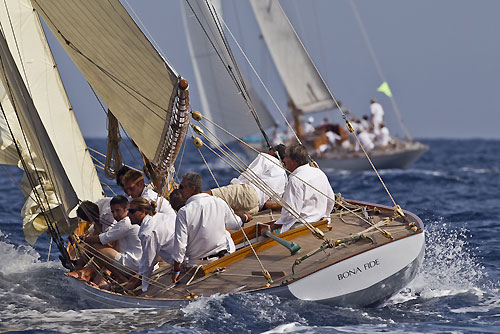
[307,116,314,123]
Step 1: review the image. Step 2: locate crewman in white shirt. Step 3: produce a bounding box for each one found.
[355,128,375,152]
[303,116,315,135]
[171,172,245,283]
[121,170,174,214]
[66,196,142,285]
[95,197,114,233]
[370,98,385,135]
[208,144,287,215]
[125,197,177,292]
[269,144,335,233]
[374,122,392,148]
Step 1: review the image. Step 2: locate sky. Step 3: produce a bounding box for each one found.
[46,0,500,139]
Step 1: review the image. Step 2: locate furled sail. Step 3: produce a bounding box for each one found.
[249,0,335,114]
[31,0,180,166]
[182,0,276,144]
[0,0,102,244]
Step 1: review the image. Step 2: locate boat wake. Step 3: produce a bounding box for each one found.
[386,220,495,306]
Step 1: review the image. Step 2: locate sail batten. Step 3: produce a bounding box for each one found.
[31,0,179,163]
[249,0,335,114]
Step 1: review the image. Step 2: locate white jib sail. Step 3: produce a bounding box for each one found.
[31,0,179,165]
[0,0,103,244]
[249,0,335,113]
[182,0,276,144]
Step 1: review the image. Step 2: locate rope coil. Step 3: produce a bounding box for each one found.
[104,110,123,180]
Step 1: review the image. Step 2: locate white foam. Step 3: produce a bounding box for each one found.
[261,322,313,334]
[387,222,492,305]
[0,307,152,333]
[0,238,59,275]
[181,292,227,316]
[460,167,500,174]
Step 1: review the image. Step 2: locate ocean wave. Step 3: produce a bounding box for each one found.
[261,322,315,334]
[459,167,500,174]
[0,232,59,275]
[386,221,493,306]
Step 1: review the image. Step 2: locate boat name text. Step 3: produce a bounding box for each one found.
[337,259,380,281]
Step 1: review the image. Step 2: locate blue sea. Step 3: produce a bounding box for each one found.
[0,138,499,333]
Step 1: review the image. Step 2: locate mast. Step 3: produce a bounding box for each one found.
[182,0,276,145]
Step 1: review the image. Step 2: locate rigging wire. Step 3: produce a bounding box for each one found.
[190,117,326,233]
[215,14,302,146]
[192,134,272,282]
[184,0,272,149]
[1,2,108,243]
[0,98,70,266]
[32,0,176,129]
[348,0,412,141]
[0,11,80,264]
[121,0,175,70]
[87,86,143,170]
[258,0,401,209]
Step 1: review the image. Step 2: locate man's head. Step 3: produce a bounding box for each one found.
[169,189,186,212]
[77,201,100,223]
[370,98,376,104]
[122,170,145,198]
[128,197,155,225]
[110,195,129,221]
[284,144,309,172]
[269,144,286,162]
[179,172,202,201]
[116,165,132,188]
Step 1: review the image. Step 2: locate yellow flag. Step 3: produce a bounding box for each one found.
[377,82,392,97]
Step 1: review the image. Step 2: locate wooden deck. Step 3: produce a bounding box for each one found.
[140,200,422,300]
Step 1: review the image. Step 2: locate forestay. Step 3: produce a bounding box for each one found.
[249,0,335,113]
[31,0,179,164]
[0,0,102,244]
[182,0,276,143]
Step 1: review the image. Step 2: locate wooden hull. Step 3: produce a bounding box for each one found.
[67,200,425,309]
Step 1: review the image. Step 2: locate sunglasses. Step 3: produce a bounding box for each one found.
[128,208,141,214]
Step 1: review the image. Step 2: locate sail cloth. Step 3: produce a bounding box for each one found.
[182,0,276,144]
[249,0,335,114]
[31,0,179,164]
[0,0,103,244]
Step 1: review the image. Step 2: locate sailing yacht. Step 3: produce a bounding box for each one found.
[0,0,424,308]
[246,0,428,171]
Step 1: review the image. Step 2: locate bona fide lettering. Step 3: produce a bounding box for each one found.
[337,259,380,281]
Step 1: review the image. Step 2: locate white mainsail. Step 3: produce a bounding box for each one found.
[0,0,102,244]
[182,0,276,144]
[249,0,335,114]
[31,0,180,165]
